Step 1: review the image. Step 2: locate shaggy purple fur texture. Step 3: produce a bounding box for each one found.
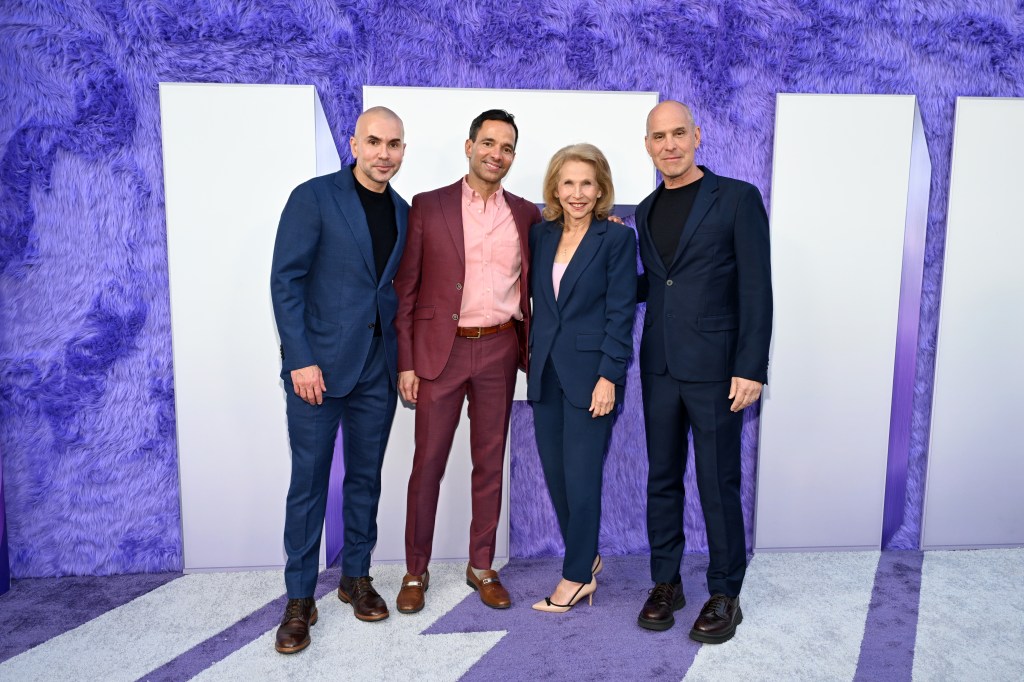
[3,1,1023,576]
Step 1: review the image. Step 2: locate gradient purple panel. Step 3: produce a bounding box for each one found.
[882,112,931,549]
[1,444,9,595]
[324,430,345,568]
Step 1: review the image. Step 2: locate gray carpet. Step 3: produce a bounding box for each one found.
[1,550,1022,681]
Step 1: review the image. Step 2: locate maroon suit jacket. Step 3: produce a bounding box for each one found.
[394,179,542,381]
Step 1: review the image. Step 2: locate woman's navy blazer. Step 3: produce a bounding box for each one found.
[527,218,637,409]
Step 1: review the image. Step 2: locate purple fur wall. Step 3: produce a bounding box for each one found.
[1,1,1022,576]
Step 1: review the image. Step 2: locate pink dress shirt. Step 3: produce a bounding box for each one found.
[459,178,522,327]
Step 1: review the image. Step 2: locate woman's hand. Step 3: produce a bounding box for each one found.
[589,377,616,418]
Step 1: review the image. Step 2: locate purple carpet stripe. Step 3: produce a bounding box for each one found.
[1,443,9,596]
[0,572,182,663]
[853,551,924,681]
[141,567,341,681]
[881,117,930,550]
[426,555,708,682]
[325,430,345,568]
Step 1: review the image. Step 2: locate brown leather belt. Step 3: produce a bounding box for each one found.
[456,320,515,339]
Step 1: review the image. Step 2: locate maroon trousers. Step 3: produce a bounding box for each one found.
[404,327,519,575]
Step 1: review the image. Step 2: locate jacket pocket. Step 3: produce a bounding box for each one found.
[575,333,603,351]
[413,305,435,320]
[698,314,738,331]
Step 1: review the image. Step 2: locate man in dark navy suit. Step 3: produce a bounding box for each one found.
[635,101,772,643]
[270,107,409,653]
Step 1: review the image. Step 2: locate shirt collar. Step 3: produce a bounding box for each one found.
[461,177,505,208]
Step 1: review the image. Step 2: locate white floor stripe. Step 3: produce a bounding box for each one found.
[914,548,1024,681]
[0,570,284,682]
[684,551,880,682]
[195,562,505,682]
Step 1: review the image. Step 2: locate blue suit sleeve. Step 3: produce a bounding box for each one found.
[270,182,320,372]
[598,226,638,385]
[733,183,773,384]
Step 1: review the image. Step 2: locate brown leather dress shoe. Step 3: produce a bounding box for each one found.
[275,597,318,654]
[465,565,511,609]
[396,570,429,613]
[689,594,743,643]
[337,575,389,622]
[637,582,685,631]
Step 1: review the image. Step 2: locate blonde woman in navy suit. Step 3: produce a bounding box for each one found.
[528,144,637,612]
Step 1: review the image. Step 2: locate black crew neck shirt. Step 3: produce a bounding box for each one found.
[649,177,703,269]
[351,165,397,336]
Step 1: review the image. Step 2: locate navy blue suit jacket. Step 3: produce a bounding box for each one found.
[271,169,409,397]
[527,218,637,409]
[636,166,772,384]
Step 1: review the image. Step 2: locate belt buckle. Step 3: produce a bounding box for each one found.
[466,326,483,339]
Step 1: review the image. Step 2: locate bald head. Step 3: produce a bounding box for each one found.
[355,106,404,138]
[644,100,703,189]
[350,106,406,192]
[646,100,695,135]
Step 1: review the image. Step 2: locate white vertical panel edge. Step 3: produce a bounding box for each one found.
[161,83,340,570]
[755,94,923,550]
[922,97,1024,549]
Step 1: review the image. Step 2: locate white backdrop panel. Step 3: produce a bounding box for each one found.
[366,87,657,563]
[922,97,1024,549]
[756,94,926,550]
[161,83,340,570]
[362,86,658,206]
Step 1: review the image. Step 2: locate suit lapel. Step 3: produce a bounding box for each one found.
[439,181,466,269]
[668,168,719,270]
[636,188,666,278]
[379,184,407,284]
[332,170,377,278]
[557,219,606,308]
[535,223,559,313]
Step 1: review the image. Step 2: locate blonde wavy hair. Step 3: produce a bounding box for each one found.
[541,143,615,222]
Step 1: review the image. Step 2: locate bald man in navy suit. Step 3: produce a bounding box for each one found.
[270,107,409,653]
[635,101,772,644]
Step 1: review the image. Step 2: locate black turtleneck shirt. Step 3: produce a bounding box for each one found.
[650,176,703,269]
[351,165,397,335]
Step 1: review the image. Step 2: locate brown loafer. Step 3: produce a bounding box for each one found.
[275,597,318,654]
[465,565,511,609]
[396,570,429,614]
[638,582,685,631]
[689,594,743,644]
[337,575,389,622]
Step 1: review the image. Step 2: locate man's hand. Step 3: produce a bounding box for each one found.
[291,365,326,405]
[399,370,420,404]
[608,215,625,225]
[590,377,616,418]
[729,377,763,412]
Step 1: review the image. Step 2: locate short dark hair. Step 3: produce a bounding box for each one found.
[469,109,519,148]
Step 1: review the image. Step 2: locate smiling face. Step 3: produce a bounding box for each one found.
[645,101,702,189]
[465,119,517,190]
[556,159,602,225]
[349,109,406,192]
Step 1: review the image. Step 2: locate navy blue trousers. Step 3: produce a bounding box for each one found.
[531,360,613,584]
[642,372,746,598]
[283,338,396,598]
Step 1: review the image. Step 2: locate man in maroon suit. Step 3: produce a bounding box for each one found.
[393,110,541,612]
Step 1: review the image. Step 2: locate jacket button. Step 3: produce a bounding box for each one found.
[666,279,674,286]
[367,323,375,329]
[456,283,463,290]
[452,314,459,320]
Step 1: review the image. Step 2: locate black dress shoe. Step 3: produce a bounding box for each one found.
[637,582,685,631]
[689,594,742,643]
[275,597,318,654]
[338,575,389,622]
